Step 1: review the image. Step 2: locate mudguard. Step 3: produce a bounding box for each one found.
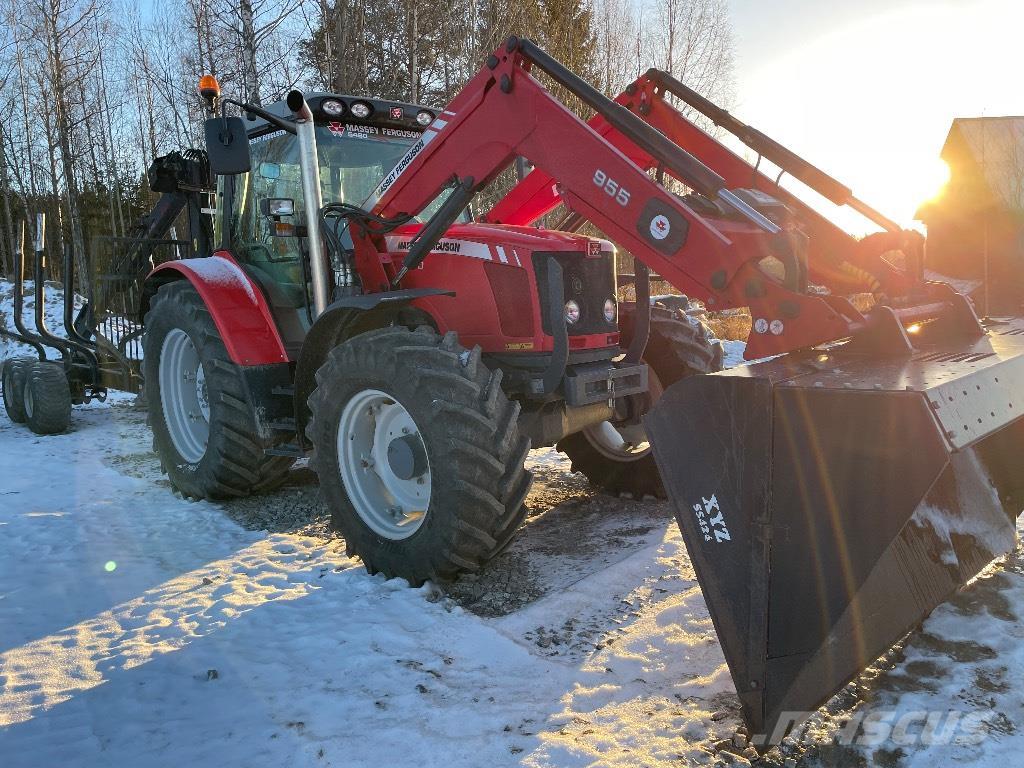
[292,288,455,429]
[145,253,288,366]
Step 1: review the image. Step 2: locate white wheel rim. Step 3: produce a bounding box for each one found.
[337,388,431,540]
[582,367,664,461]
[583,419,651,459]
[159,329,210,463]
[23,374,34,418]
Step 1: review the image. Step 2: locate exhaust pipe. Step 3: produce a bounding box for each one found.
[287,90,329,318]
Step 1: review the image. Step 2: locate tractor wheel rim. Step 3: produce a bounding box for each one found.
[159,328,210,464]
[23,375,34,418]
[337,388,431,540]
[582,366,665,461]
[2,366,12,407]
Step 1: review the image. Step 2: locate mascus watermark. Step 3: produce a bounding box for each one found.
[750,709,990,747]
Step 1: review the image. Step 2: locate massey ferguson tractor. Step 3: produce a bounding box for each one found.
[6,36,1023,744]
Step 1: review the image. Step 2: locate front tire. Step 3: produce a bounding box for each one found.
[307,326,532,584]
[2,357,34,424]
[24,361,71,434]
[557,304,724,498]
[144,281,294,499]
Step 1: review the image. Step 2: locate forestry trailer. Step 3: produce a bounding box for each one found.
[6,37,1024,744]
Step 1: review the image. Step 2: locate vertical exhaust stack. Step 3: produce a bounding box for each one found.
[645,323,1024,743]
[287,90,329,318]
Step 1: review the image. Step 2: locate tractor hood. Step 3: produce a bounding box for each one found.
[386,222,614,256]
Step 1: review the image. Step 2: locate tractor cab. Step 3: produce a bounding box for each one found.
[212,93,465,325]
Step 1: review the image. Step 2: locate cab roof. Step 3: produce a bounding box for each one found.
[244,92,439,137]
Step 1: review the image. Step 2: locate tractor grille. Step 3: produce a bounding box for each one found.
[483,261,535,337]
[912,350,996,364]
[532,251,617,336]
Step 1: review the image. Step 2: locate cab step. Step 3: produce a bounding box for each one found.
[265,443,308,458]
[268,417,297,432]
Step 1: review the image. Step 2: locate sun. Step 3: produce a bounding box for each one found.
[908,156,951,208]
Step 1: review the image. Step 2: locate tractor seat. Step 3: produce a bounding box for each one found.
[239,244,307,309]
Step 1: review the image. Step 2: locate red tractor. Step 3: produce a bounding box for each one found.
[133,39,1024,742]
[141,60,726,582]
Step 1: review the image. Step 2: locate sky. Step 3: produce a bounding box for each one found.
[725,0,1023,230]
[135,0,1018,232]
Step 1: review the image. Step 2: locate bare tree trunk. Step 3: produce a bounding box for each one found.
[408,3,418,103]
[95,18,125,236]
[0,122,15,277]
[238,0,260,104]
[42,105,66,276]
[333,0,352,92]
[13,33,39,202]
[41,0,89,286]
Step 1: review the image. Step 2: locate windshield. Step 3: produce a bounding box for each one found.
[223,124,467,298]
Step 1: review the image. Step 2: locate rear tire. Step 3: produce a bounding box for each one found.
[143,281,294,499]
[24,361,71,435]
[557,304,724,498]
[2,357,34,424]
[307,326,532,585]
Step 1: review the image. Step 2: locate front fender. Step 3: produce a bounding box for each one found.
[293,288,454,429]
[143,253,288,366]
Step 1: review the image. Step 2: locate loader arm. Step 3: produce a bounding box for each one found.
[487,69,923,298]
[351,39,1024,747]
[353,38,859,361]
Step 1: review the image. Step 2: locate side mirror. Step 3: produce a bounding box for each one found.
[204,116,251,175]
[260,198,294,217]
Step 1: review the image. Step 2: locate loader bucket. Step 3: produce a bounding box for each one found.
[645,318,1024,743]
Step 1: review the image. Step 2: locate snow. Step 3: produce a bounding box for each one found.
[0,279,141,361]
[911,452,1016,568]
[0,400,739,767]
[2,305,1024,767]
[721,339,748,369]
[179,256,258,304]
[0,279,83,361]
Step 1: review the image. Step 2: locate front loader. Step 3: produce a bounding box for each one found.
[129,38,1023,744]
[489,55,1024,739]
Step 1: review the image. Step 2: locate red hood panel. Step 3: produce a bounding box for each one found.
[389,222,613,253]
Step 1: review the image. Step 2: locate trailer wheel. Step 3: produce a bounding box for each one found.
[144,281,294,499]
[557,304,724,498]
[307,326,532,585]
[24,361,72,435]
[2,357,34,424]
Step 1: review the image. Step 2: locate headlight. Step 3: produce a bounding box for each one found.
[603,298,617,323]
[321,99,345,116]
[416,110,434,126]
[564,300,581,325]
[350,101,372,119]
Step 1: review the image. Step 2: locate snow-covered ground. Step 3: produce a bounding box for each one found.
[2,397,1023,767]
[1,293,1023,766]
[0,397,741,767]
